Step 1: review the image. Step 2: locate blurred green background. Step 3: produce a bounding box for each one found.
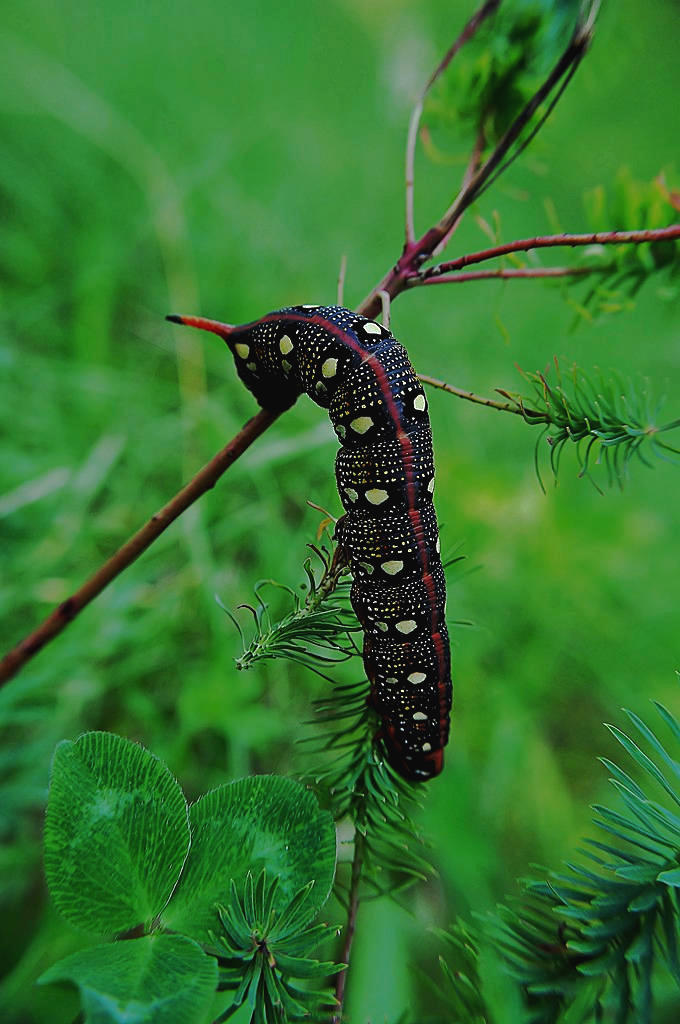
[0,0,678,1020]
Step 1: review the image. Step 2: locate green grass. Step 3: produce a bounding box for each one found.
[0,0,678,1020]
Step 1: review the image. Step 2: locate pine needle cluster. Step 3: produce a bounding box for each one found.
[211,871,340,1024]
[434,701,680,1024]
[498,363,680,488]
[221,543,358,678]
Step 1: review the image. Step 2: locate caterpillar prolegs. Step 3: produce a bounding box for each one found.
[167,305,452,781]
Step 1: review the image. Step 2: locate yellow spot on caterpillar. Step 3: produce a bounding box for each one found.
[408,671,426,684]
[281,359,292,373]
[382,560,403,575]
[279,335,294,355]
[235,343,250,359]
[344,488,359,503]
[366,488,388,505]
[385,677,398,685]
[246,362,257,371]
[376,622,388,632]
[322,358,338,378]
[414,394,426,412]
[358,561,374,574]
[315,380,326,394]
[350,415,373,434]
[422,742,432,752]
[363,321,382,335]
[336,424,346,439]
[396,620,417,634]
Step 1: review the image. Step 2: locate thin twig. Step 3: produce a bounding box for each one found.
[404,0,500,244]
[333,831,365,1023]
[411,265,596,286]
[418,373,548,419]
[337,253,347,306]
[0,410,279,686]
[417,225,680,280]
[432,127,486,259]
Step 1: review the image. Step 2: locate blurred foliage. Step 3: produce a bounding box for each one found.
[426,0,586,146]
[0,0,679,1020]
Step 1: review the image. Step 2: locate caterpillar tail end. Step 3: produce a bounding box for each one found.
[166,314,236,339]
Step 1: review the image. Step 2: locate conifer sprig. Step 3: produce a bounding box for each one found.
[220,544,358,677]
[500,363,680,489]
[435,701,680,1024]
[308,677,433,895]
[211,871,341,1024]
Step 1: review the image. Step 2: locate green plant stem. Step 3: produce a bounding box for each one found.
[0,410,279,687]
[333,831,365,1024]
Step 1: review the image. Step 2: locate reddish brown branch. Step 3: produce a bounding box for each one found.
[416,225,680,280]
[411,265,595,286]
[0,409,279,687]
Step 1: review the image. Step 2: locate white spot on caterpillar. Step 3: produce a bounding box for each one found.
[365,488,388,505]
[362,321,382,335]
[407,671,426,684]
[422,742,432,752]
[381,560,403,575]
[281,358,292,373]
[350,415,373,434]
[344,487,359,503]
[413,711,428,722]
[427,477,435,493]
[322,358,338,378]
[435,537,441,554]
[413,394,426,412]
[279,335,294,355]
[235,343,250,359]
[336,423,346,439]
[302,304,319,309]
[376,622,389,632]
[396,620,417,634]
[246,362,257,371]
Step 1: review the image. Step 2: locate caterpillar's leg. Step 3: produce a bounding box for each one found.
[332,514,351,573]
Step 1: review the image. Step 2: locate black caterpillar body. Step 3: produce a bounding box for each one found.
[168,304,452,781]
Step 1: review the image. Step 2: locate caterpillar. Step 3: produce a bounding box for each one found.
[167,304,452,782]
